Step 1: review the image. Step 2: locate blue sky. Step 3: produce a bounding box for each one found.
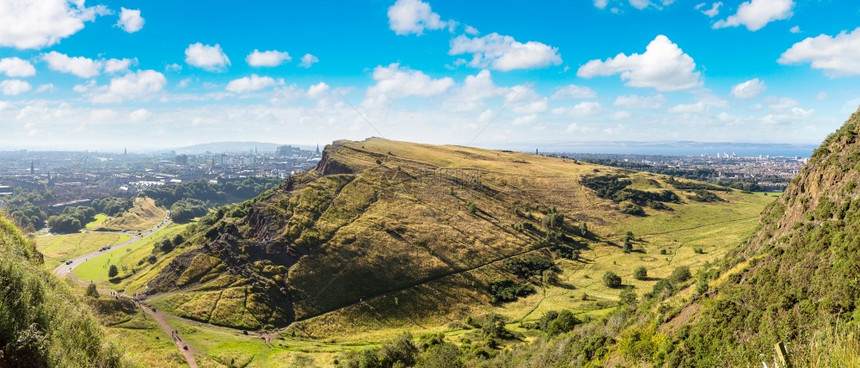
[0,0,858,151]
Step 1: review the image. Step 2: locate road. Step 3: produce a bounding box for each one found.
[52,211,170,278]
[49,211,200,368]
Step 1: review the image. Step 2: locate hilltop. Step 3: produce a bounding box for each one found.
[131,137,771,338]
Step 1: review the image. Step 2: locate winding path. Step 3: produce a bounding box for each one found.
[49,212,202,368]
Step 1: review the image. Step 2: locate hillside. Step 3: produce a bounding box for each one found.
[480,107,860,367]
[133,137,771,337]
[0,214,132,367]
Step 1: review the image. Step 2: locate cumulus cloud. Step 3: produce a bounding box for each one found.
[449,33,562,71]
[42,51,102,78]
[505,85,548,114]
[117,8,144,33]
[129,108,152,122]
[552,101,604,117]
[667,101,709,114]
[790,25,801,34]
[713,0,794,31]
[0,80,31,95]
[577,35,701,91]
[593,0,610,9]
[778,28,860,76]
[104,58,134,74]
[0,0,108,49]
[299,53,319,68]
[512,114,538,125]
[731,78,766,99]
[0,57,36,77]
[551,84,597,99]
[246,49,291,67]
[307,82,330,98]
[613,94,667,109]
[387,0,448,35]
[365,63,454,106]
[443,69,506,112]
[698,2,722,17]
[225,75,281,93]
[185,43,230,71]
[91,70,167,103]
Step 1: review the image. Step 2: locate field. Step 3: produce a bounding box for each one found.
[97,197,167,231]
[35,232,132,270]
[71,223,188,291]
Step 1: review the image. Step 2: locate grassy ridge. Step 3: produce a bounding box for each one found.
[35,232,131,270]
[98,197,166,231]
[0,214,134,367]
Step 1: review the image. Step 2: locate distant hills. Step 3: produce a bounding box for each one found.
[171,141,314,154]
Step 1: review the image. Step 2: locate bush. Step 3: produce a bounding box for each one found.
[489,279,535,304]
[547,310,579,335]
[634,266,648,280]
[669,266,692,284]
[619,202,645,216]
[603,271,622,288]
[86,283,99,298]
[419,343,463,368]
[379,333,418,368]
[108,265,118,278]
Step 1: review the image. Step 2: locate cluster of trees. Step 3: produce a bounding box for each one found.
[581,175,679,215]
[169,198,208,223]
[47,206,95,233]
[142,177,282,208]
[338,332,465,368]
[91,197,133,216]
[1,187,53,231]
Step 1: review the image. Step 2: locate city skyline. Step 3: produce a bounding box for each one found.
[0,0,858,150]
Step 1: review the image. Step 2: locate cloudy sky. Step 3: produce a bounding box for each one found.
[0,0,858,151]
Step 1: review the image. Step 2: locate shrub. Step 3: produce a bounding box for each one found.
[419,343,463,368]
[547,310,579,335]
[634,266,648,280]
[489,279,535,304]
[669,266,692,284]
[619,202,645,216]
[86,283,99,298]
[603,271,622,288]
[108,265,118,278]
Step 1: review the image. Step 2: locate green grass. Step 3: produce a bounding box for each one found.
[72,223,187,290]
[98,197,167,231]
[35,232,132,270]
[86,213,110,229]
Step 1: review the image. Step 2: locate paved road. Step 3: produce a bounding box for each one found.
[52,211,171,278]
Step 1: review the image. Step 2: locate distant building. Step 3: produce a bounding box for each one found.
[175,154,188,166]
[276,145,301,157]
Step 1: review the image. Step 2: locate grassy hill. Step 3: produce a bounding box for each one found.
[477,107,860,367]
[134,137,771,339]
[0,214,133,367]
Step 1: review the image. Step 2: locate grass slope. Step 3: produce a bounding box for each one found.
[0,214,134,367]
[98,197,166,231]
[35,232,131,270]
[138,138,772,340]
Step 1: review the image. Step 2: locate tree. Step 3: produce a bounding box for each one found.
[172,234,185,246]
[603,271,622,288]
[547,310,579,335]
[623,237,633,253]
[86,283,99,298]
[419,343,463,368]
[108,265,118,278]
[669,266,692,284]
[634,266,648,280]
[379,333,418,368]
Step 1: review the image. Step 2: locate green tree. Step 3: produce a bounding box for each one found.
[418,343,463,368]
[378,333,418,368]
[669,266,692,284]
[86,283,99,298]
[634,266,648,280]
[603,271,622,288]
[108,265,118,278]
[547,310,579,335]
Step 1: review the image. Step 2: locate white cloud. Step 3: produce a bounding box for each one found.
[449,33,562,71]
[443,69,505,112]
[593,0,610,9]
[713,0,794,31]
[129,108,152,122]
[307,82,330,99]
[117,8,144,33]
[778,28,860,76]
[565,123,596,134]
[816,91,827,100]
[299,53,319,68]
[166,63,182,72]
[246,49,291,67]
[768,97,799,110]
[185,43,230,72]
[629,0,651,10]
[91,70,167,103]
[0,57,36,77]
[611,111,632,120]
[464,25,479,35]
[551,84,597,99]
[104,58,134,74]
[35,84,54,93]
[789,25,801,34]
[0,0,108,49]
[0,80,31,95]
[505,85,547,114]
[731,78,766,99]
[42,51,102,78]
[225,75,281,93]
[552,101,604,117]
[512,114,538,125]
[700,2,722,17]
[577,35,701,91]
[668,101,708,113]
[613,94,667,109]
[90,109,118,122]
[760,107,813,125]
[365,63,454,106]
[387,0,447,35]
